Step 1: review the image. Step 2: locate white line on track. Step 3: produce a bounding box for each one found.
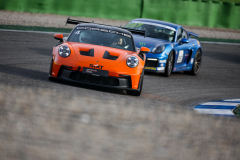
[0,29,69,35]
[200,41,240,45]
[1,29,240,45]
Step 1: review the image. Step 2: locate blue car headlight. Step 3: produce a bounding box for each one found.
[126,56,139,68]
[59,45,71,57]
[151,45,165,53]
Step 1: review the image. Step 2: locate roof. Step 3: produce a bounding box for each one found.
[129,18,181,31]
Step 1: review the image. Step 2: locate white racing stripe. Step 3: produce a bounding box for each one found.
[224,99,240,102]
[200,102,240,106]
[194,109,234,115]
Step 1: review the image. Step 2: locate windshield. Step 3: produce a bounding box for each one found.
[68,27,135,52]
[125,22,176,42]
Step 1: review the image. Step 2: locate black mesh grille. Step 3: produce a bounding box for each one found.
[145,60,158,67]
[70,72,119,86]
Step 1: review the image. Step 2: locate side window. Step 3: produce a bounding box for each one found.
[182,30,188,39]
[177,28,183,42]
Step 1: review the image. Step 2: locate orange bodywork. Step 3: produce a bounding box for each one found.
[50,41,147,90]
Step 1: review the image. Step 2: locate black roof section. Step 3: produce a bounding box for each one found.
[66,17,145,37]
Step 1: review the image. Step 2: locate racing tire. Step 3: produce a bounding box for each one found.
[189,50,202,76]
[127,70,144,96]
[163,50,174,77]
[48,59,55,81]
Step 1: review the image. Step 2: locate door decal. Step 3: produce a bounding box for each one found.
[177,50,184,63]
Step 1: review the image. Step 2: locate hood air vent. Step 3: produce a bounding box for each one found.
[80,48,94,57]
[103,51,118,60]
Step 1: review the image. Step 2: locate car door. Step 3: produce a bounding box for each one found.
[173,28,192,69]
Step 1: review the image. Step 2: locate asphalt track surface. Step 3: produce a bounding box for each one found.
[1,30,240,109]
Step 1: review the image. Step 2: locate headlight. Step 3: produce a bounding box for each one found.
[126,56,139,68]
[151,45,165,53]
[59,45,71,57]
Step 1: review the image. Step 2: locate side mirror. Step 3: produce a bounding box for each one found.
[54,34,63,42]
[180,38,189,44]
[139,47,150,54]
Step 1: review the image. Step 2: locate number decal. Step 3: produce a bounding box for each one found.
[177,50,184,63]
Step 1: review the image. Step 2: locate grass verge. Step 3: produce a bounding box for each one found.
[1,25,240,43]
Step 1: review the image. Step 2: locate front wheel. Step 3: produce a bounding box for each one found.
[48,59,55,81]
[163,50,174,77]
[190,50,202,76]
[127,70,144,96]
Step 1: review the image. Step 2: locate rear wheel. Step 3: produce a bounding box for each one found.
[163,50,174,77]
[127,70,144,96]
[189,50,202,76]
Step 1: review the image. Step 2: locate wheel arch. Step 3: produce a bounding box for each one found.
[171,49,176,68]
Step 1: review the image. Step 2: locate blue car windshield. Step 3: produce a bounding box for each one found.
[68,27,135,52]
[125,23,176,42]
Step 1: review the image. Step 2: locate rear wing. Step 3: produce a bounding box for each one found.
[66,17,146,37]
[187,31,199,38]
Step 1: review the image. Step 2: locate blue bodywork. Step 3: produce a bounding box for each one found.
[125,18,202,74]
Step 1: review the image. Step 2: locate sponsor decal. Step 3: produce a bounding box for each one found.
[157,67,165,71]
[86,69,98,74]
[178,67,187,70]
[131,21,176,31]
[160,63,164,67]
[89,64,104,69]
[145,67,156,70]
[76,27,131,38]
[197,41,200,46]
[75,31,80,34]
[191,58,194,64]
[125,23,144,28]
[177,50,184,63]
[139,42,146,46]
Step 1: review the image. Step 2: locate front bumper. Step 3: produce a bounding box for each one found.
[50,65,142,91]
[144,57,167,73]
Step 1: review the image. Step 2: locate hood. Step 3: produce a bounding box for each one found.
[68,42,133,67]
[132,34,169,50]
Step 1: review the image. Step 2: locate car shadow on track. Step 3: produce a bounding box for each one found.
[0,64,49,82]
[0,64,127,95]
[144,71,190,77]
[49,77,127,96]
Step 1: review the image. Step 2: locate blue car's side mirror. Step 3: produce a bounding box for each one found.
[180,38,189,44]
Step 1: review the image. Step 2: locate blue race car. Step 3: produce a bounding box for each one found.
[125,18,202,77]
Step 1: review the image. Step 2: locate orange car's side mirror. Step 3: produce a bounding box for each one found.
[139,47,150,54]
[54,34,64,42]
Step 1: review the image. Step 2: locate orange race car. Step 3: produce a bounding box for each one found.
[49,18,150,96]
